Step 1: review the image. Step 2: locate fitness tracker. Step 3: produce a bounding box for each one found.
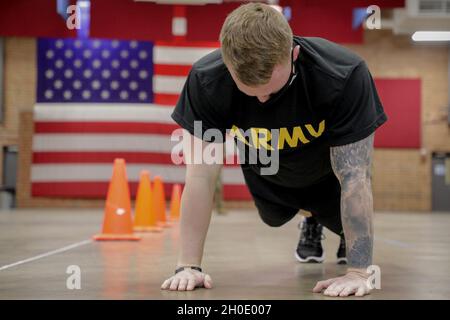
[175,266,203,274]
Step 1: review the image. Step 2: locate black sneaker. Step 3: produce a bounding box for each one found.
[295,218,324,263]
[336,236,347,264]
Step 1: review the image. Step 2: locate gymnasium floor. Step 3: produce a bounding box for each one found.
[0,209,449,300]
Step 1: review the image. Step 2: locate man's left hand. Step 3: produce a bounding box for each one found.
[312,270,372,297]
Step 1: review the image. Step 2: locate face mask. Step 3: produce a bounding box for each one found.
[256,47,298,107]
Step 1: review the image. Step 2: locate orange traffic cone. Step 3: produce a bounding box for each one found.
[169,184,182,221]
[133,170,162,232]
[93,159,140,241]
[153,175,170,228]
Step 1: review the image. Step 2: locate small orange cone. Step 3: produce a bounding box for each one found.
[153,175,170,228]
[93,159,140,241]
[169,184,182,221]
[133,170,162,232]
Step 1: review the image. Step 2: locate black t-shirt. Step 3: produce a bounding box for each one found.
[171,36,387,188]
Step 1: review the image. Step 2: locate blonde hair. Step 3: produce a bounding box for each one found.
[220,2,293,86]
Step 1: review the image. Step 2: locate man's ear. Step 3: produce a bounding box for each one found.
[293,45,300,62]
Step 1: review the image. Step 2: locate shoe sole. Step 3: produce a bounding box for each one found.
[295,251,325,263]
[336,257,347,265]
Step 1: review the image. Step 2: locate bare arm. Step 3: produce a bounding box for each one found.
[330,133,374,270]
[177,132,222,268]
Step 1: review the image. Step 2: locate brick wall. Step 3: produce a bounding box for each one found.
[0,37,36,186]
[348,31,449,211]
[2,29,449,211]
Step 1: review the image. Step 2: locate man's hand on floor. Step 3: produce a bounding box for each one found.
[312,269,372,297]
[161,269,213,291]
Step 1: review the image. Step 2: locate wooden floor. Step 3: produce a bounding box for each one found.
[0,208,449,300]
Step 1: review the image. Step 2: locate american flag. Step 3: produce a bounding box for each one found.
[37,38,153,103]
[32,38,251,200]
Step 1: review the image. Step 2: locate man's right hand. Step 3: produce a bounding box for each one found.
[161,269,213,291]
[161,132,219,292]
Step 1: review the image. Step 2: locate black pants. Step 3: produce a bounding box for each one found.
[242,169,343,236]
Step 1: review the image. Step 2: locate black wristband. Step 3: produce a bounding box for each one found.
[175,266,202,274]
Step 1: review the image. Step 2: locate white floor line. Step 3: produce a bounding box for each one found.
[0,239,93,271]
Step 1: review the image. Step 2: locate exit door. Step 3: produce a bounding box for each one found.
[432,153,450,212]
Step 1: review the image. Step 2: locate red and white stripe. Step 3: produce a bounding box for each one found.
[152,5,220,105]
[31,104,251,200]
[153,41,220,105]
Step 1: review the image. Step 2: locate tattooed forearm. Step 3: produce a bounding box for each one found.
[330,134,374,269]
